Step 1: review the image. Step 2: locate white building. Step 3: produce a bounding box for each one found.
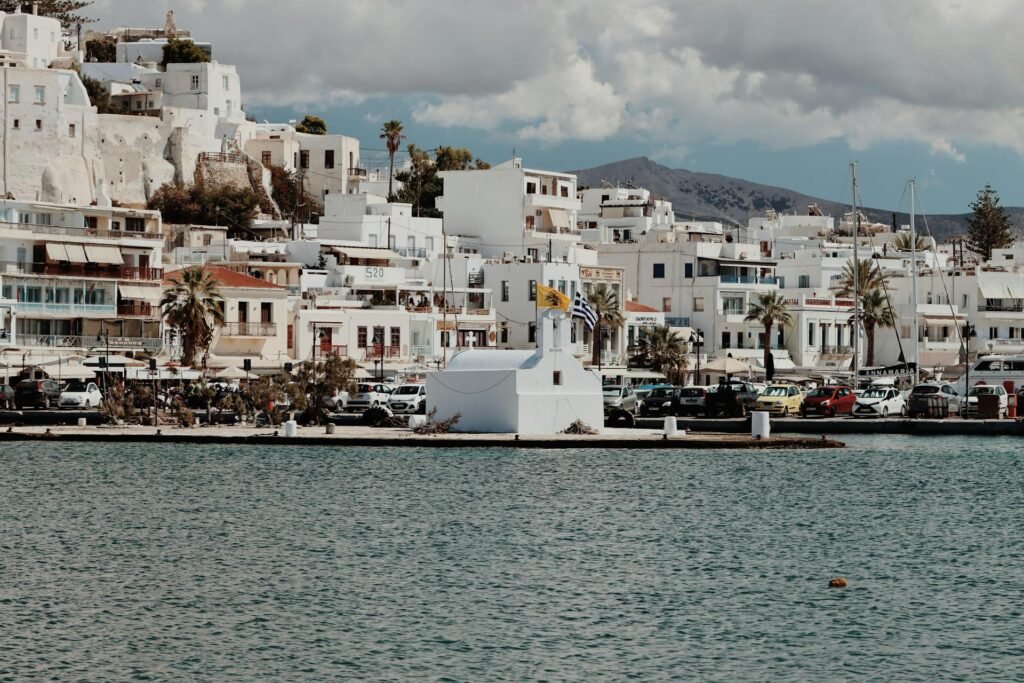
[426,310,602,434]
[244,123,362,202]
[577,186,674,242]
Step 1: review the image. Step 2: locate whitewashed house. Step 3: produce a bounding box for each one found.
[426,311,602,434]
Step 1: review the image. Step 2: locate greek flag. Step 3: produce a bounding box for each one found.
[572,291,598,330]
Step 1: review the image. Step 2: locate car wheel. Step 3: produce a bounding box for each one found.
[827,407,837,418]
[43,397,50,409]
[782,406,789,417]
[882,406,889,418]
[900,405,907,417]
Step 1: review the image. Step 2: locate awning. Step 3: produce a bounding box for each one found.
[978,272,1024,299]
[756,356,797,371]
[670,326,701,342]
[46,243,69,261]
[918,350,960,367]
[64,243,87,263]
[921,315,964,326]
[599,368,667,379]
[50,364,97,380]
[84,245,124,264]
[119,284,161,301]
[545,208,571,230]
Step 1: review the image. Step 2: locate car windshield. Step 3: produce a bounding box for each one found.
[64,382,88,393]
[861,388,887,398]
[808,387,835,398]
[395,386,421,395]
[16,380,36,388]
[680,388,704,397]
[649,389,672,398]
[969,386,998,396]
[602,387,623,397]
[911,385,939,395]
[357,384,374,393]
[762,386,790,397]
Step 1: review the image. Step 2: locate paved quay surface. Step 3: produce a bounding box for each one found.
[0,424,843,450]
[636,416,1024,436]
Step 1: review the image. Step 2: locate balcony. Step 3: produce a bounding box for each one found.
[3,261,163,281]
[394,247,427,259]
[16,302,116,316]
[18,334,163,353]
[719,274,778,285]
[411,344,433,358]
[467,271,485,288]
[117,301,154,317]
[364,344,402,360]
[979,302,1024,313]
[221,322,276,337]
[348,167,368,179]
[0,220,162,240]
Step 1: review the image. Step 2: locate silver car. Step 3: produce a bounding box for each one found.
[602,385,637,416]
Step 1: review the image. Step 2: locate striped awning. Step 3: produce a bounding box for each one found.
[118,284,161,301]
[84,245,124,265]
[64,244,88,263]
[45,243,69,261]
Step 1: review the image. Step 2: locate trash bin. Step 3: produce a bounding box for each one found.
[977,394,1001,419]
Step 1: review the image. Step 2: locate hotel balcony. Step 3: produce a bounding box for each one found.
[18,334,163,353]
[3,261,163,281]
[221,322,277,337]
[16,302,117,317]
[348,167,368,179]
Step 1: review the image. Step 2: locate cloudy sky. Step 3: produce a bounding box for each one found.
[92,0,1024,213]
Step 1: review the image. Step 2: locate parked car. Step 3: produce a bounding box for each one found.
[15,378,62,409]
[58,381,103,409]
[602,385,638,416]
[387,384,427,414]
[0,383,13,409]
[677,386,713,416]
[801,385,856,417]
[907,382,962,418]
[639,387,683,417]
[346,383,394,412]
[321,389,350,411]
[853,386,907,418]
[962,384,1008,419]
[704,381,760,417]
[634,384,673,413]
[754,383,805,417]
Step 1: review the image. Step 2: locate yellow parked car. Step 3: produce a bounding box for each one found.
[754,383,805,417]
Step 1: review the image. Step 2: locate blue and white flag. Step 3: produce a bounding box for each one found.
[572,291,599,330]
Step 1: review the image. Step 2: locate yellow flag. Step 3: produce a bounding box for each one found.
[537,283,570,311]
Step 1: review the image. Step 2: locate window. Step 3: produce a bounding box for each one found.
[155,78,162,88]
[191,75,200,90]
[501,280,509,302]
[389,235,396,250]
[553,370,562,385]
[261,151,271,167]
[990,326,998,339]
[11,119,17,130]
[390,327,400,347]
[237,301,248,323]
[68,123,75,138]
[324,150,334,169]
[222,75,230,90]
[300,150,309,169]
[407,236,415,250]
[694,296,704,312]
[723,296,744,315]
[721,331,731,349]
[426,237,434,252]
[662,297,671,312]
[357,326,368,348]
[526,182,536,194]
[225,100,232,117]
[126,217,145,232]
[653,263,665,279]
[528,280,537,301]
[684,263,693,278]
[798,274,810,288]
[261,302,273,323]
[528,322,537,343]
[808,322,815,345]
[7,84,17,102]
[500,325,509,344]
[963,294,969,308]
[368,234,378,248]
[33,86,44,104]
[778,276,785,288]
[527,247,539,261]
[35,213,51,226]
[560,186,568,198]
[34,119,41,131]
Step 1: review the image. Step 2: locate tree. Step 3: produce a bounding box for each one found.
[0,0,93,30]
[586,284,624,366]
[379,120,405,200]
[744,292,793,376]
[161,37,210,67]
[147,181,259,237]
[161,267,225,367]
[79,71,114,113]
[850,289,895,367]
[286,352,357,425]
[395,143,489,217]
[85,37,115,62]
[294,115,327,135]
[966,184,1016,262]
[637,325,688,384]
[892,232,929,252]
[269,165,321,224]
[836,258,890,298]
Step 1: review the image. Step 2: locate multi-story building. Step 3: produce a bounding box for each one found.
[577,186,674,242]
[244,123,362,203]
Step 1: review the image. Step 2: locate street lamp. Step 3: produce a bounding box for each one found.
[691,329,703,386]
[962,323,977,395]
[597,327,609,372]
[96,328,110,392]
[372,331,383,381]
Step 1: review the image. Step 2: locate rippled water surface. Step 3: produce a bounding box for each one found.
[2,435,1023,680]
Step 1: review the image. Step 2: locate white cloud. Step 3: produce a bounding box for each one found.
[91,0,1024,156]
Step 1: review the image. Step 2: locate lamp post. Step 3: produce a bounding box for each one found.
[691,329,703,386]
[372,331,383,381]
[96,328,110,392]
[962,323,977,397]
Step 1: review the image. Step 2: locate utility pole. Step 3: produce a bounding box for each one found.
[850,162,860,385]
[909,179,919,385]
[387,217,392,252]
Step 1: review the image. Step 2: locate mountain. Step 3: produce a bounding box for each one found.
[571,157,1024,242]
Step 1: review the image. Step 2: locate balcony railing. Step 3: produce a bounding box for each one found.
[3,261,163,281]
[394,247,427,259]
[18,334,163,353]
[720,275,778,285]
[348,167,368,178]
[364,344,402,360]
[221,322,276,337]
[979,303,1024,312]
[117,301,154,317]
[315,343,348,357]
[0,220,162,240]
[411,344,433,358]
[16,302,116,316]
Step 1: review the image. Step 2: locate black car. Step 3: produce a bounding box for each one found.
[704,381,760,417]
[640,387,683,417]
[15,378,62,409]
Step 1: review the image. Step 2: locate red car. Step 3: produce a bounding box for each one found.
[800,385,856,417]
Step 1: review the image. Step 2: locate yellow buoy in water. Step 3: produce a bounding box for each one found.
[828,577,848,588]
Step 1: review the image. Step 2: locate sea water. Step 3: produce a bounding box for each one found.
[0,435,1022,680]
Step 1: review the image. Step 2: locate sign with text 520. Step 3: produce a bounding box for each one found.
[364,266,386,280]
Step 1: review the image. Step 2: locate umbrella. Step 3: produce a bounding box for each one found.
[702,356,752,375]
[215,366,249,380]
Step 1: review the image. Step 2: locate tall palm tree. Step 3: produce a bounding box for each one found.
[586,284,624,366]
[379,120,405,200]
[637,325,689,384]
[161,266,225,367]
[744,292,793,375]
[892,232,929,251]
[836,257,890,298]
[850,289,895,366]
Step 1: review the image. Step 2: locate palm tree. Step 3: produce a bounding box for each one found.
[836,257,890,298]
[892,232,929,251]
[586,284,624,366]
[161,266,225,367]
[744,292,793,375]
[379,120,405,200]
[637,325,689,384]
[849,289,895,366]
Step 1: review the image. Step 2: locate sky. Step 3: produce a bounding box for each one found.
[91,0,1024,214]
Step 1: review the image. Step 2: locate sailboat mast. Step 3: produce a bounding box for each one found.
[851,162,859,383]
[909,179,920,385]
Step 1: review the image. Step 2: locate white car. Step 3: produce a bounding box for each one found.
[58,381,103,409]
[321,389,350,411]
[963,384,1008,419]
[853,386,906,418]
[387,384,427,414]
[346,383,394,412]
